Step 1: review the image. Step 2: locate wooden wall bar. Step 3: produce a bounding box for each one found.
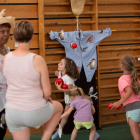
[2,0,140,138]
[43,0,97,104]
[98,0,140,127]
[0,1,39,54]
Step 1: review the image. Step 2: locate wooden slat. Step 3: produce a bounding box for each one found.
[109,32,140,40]
[45,42,63,45]
[100,65,140,71]
[99,65,139,70]
[99,10,140,14]
[100,93,120,98]
[99,46,140,52]
[0,5,38,18]
[52,90,62,93]
[103,37,140,42]
[38,0,45,58]
[100,75,121,80]
[44,18,93,35]
[102,111,125,116]
[99,19,140,24]
[46,50,65,55]
[50,79,56,84]
[44,2,94,5]
[57,99,65,102]
[100,84,118,89]
[101,103,112,107]
[46,61,60,65]
[112,28,140,32]
[0,0,37,3]
[30,50,39,54]
[101,119,126,125]
[100,97,120,101]
[49,71,55,74]
[10,20,38,34]
[6,35,39,49]
[100,41,140,46]
[46,37,140,45]
[98,1,140,4]
[44,11,95,16]
[45,21,95,26]
[94,0,101,127]
[99,55,140,61]
[100,73,140,80]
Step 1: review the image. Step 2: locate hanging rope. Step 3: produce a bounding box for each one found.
[76,16,79,31]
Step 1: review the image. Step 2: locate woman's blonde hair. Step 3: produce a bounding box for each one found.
[121,54,140,95]
[13,20,34,43]
[68,86,92,101]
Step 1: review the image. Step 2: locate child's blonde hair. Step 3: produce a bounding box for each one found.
[68,86,92,101]
[121,54,140,95]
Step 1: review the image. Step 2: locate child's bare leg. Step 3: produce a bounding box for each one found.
[128,118,140,140]
[139,123,140,134]
[89,123,96,140]
[71,127,79,140]
[59,105,69,129]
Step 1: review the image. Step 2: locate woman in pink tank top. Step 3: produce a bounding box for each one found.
[2,21,63,140]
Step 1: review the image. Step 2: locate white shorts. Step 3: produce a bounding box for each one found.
[6,102,53,132]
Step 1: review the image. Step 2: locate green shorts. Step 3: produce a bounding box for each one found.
[126,109,140,123]
[74,121,93,129]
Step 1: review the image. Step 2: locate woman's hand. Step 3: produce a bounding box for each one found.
[110,102,120,109]
[55,82,62,90]
[0,84,2,91]
[48,97,53,104]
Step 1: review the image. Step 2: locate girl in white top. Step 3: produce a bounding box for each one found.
[51,57,80,139]
[58,71,75,105]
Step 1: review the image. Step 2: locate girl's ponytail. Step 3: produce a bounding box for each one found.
[131,68,140,95]
[77,87,92,101]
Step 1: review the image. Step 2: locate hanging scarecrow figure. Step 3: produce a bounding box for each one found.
[50,1,112,140]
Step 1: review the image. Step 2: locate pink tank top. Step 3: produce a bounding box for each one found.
[3,52,46,111]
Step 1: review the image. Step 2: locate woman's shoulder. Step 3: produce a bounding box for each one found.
[33,54,45,61]
[33,54,46,67]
